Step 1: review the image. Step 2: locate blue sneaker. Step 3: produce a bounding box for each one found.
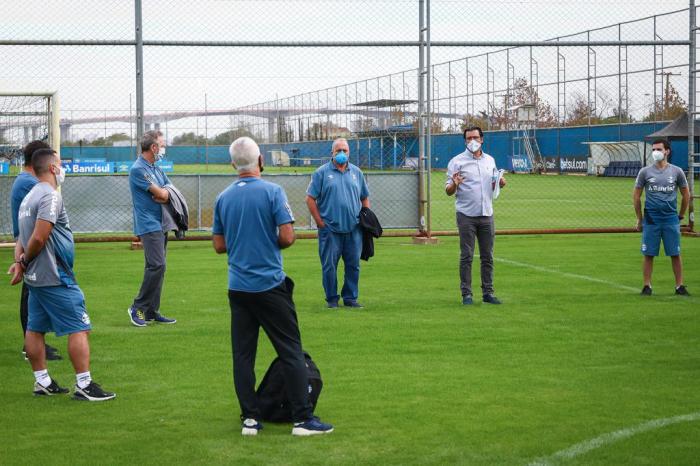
[343,300,363,308]
[462,295,473,305]
[241,418,263,436]
[292,417,334,436]
[145,312,177,324]
[483,294,502,305]
[128,307,147,327]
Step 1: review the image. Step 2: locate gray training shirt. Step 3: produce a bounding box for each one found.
[18,182,77,287]
[634,163,688,224]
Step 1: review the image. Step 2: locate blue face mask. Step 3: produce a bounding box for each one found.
[334,151,348,165]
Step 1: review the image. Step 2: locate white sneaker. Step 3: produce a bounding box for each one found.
[241,418,263,436]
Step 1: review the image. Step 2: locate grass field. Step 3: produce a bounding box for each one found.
[1,234,698,465]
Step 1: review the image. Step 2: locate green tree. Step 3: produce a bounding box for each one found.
[209,127,255,145]
[172,132,207,145]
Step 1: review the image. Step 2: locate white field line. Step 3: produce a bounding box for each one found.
[528,412,700,466]
[494,257,640,293]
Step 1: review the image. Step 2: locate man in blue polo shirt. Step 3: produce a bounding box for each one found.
[9,140,62,360]
[633,139,690,296]
[127,130,176,326]
[212,136,333,437]
[306,138,370,308]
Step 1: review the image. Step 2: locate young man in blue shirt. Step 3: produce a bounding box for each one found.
[9,140,62,360]
[633,139,690,296]
[127,130,177,326]
[306,138,370,308]
[212,137,333,437]
[10,149,115,400]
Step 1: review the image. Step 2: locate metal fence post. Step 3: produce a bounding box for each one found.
[134,0,144,152]
[689,0,696,231]
[426,0,432,237]
[417,0,426,234]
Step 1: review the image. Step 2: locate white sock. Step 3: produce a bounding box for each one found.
[34,369,52,388]
[76,371,92,389]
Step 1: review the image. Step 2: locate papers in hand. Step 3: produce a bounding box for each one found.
[492,169,506,199]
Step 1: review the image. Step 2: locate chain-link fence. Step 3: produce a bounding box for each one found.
[1,0,697,238]
[0,172,418,240]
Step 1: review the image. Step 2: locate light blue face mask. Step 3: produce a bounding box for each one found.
[334,151,348,165]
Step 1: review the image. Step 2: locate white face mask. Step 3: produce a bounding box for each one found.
[54,165,65,186]
[467,139,482,154]
[156,146,166,161]
[651,150,665,162]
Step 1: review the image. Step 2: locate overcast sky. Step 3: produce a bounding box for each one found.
[0,0,691,139]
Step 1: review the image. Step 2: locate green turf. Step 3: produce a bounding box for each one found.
[0,234,698,465]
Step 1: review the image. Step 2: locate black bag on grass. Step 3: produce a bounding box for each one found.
[256,352,323,422]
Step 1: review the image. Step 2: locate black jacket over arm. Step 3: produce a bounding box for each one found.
[359,206,382,261]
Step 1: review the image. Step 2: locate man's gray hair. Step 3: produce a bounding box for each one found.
[229,136,260,172]
[332,137,348,152]
[141,130,163,152]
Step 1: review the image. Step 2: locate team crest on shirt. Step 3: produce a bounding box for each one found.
[648,177,656,183]
[237,181,246,187]
[667,176,674,183]
[328,174,334,179]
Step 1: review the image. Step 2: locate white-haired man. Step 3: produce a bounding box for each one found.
[212,137,333,437]
[306,138,370,308]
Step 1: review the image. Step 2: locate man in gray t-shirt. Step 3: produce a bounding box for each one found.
[10,148,116,401]
[633,139,690,296]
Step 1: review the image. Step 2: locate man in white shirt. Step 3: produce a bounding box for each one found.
[445,126,506,305]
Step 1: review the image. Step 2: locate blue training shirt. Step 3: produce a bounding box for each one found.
[129,156,171,236]
[306,161,369,233]
[10,171,38,239]
[212,177,295,292]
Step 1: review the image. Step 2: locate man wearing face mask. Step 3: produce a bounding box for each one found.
[306,138,370,308]
[10,149,116,400]
[127,130,177,326]
[9,140,62,361]
[633,139,690,296]
[446,126,506,306]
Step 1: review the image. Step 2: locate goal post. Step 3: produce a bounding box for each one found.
[0,91,61,162]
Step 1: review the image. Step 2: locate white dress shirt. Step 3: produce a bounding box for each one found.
[446,149,498,217]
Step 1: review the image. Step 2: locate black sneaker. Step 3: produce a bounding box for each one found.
[45,344,62,361]
[483,294,502,304]
[641,285,652,296]
[675,285,690,296]
[73,382,116,402]
[343,300,363,308]
[33,379,69,396]
[462,295,473,305]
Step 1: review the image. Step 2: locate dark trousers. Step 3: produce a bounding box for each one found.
[20,282,29,336]
[457,213,495,297]
[132,231,168,316]
[228,276,313,423]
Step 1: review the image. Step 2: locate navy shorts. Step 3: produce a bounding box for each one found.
[27,284,92,336]
[641,221,681,257]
